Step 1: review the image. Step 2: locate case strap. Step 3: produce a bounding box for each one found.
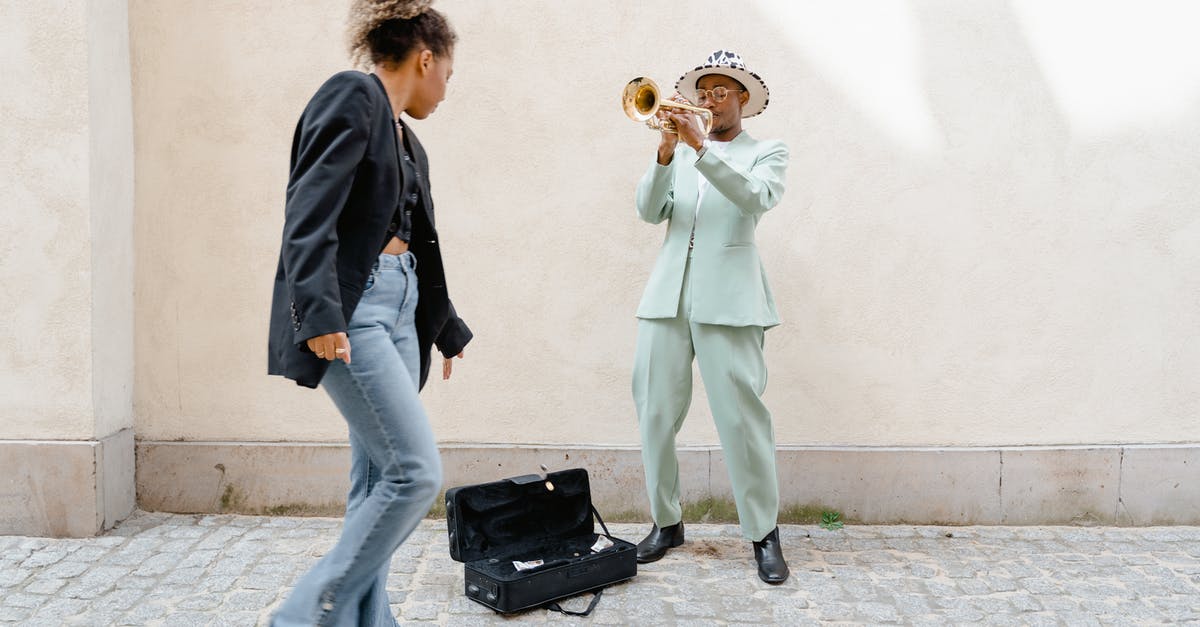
[544,588,604,617]
[591,505,613,538]
[541,505,616,616]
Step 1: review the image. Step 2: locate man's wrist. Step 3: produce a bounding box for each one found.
[695,139,710,158]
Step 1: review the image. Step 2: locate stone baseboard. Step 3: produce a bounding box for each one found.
[0,429,135,537]
[133,442,1200,526]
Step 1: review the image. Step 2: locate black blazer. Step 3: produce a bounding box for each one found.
[268,71,472,390]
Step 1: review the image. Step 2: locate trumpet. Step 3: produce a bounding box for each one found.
[622,77,713,135]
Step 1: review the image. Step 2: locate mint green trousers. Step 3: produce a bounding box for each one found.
[632,258,780,542]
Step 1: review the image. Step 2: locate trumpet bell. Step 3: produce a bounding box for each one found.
[622,76,713,135]
[622,77,658,123]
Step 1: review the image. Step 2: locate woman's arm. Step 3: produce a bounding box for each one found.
[436,300,472,379]
[282,74,373,347]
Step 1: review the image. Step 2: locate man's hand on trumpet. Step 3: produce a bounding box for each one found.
[666,110,707,153]
[655,99,682,165]
[656,93,705,165]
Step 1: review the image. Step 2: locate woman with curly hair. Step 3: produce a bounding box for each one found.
[267,1,470,624]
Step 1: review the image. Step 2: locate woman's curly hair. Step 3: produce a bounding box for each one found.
[348,0,457,68]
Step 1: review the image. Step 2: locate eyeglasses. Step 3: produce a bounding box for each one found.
[695,87,745,105]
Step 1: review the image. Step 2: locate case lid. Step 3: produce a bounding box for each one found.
[445,468,595,563]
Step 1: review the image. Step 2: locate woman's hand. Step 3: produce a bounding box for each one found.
[306,332,351,364]
[443,350,464,380]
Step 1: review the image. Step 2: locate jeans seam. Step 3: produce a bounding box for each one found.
[318,353,407,622]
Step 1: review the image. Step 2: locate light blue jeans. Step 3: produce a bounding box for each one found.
[273,252,442,627]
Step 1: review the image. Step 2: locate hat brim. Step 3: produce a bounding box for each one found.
[675,66,769,118]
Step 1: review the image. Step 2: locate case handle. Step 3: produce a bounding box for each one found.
[507,474,544,486]
[544,588,604,617]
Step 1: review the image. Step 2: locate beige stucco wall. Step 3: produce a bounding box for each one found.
[1,0,134,441]
[128,1,1200,448]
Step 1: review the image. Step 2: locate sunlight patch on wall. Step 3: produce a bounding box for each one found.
[1012,1,1200,135]
[752,0,942,153]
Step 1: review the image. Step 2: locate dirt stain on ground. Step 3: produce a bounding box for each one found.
[686,539,744,560]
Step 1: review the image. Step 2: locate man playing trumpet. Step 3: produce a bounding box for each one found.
[630,50,790,584]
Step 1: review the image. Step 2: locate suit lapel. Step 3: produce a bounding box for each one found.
[694,132,755,239]
[405,128,436,229]
[725,130,756,164]
[368,74,433,229]
[369,73,405,185]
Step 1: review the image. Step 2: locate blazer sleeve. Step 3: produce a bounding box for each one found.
[694,139,788,217]
[282,75,373,345]
[635,154,676,224]
[434,300,473,358]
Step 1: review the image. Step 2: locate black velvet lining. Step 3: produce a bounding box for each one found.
[468,533,625,581]
[450,469,595,563]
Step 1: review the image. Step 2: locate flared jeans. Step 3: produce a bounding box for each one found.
[273,252,441,627]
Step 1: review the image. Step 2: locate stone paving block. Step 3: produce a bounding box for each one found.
[1038,595,1079,611]
[18,617,69,627]
[23,577,67,595]
[815,601,856,621]
[1009,592,1042,612]
[1062,612,1104,627]
[891,591,933,616]
[944,604,987,622]
[19,549,69,568]
[176,592,224,611]
[0,563,25,583]
[210,612,262,627]
[89,588,144,614]
[64,609,122,625]
[855,600,902,623]
[223,589,279,611]
[31,597,89,619]
[957,578,990,595]
[58,579,114,600]
[1007,612,1053,627]
[165,610,219,626]
[3,591,48,609]
[39,561,89,580]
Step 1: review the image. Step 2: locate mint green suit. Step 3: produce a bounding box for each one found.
[633,131,788,542]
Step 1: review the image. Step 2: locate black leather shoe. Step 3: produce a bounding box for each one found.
[636,522,684,563]
[753,527,789,584]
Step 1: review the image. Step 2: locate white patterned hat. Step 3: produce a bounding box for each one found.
[675,50,770,118]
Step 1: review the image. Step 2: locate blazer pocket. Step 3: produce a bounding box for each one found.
[723,242,754,248]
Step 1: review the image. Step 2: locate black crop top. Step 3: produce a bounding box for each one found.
[382,119,420,249]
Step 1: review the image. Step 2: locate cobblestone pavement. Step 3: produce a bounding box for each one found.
[3,511,1200,625]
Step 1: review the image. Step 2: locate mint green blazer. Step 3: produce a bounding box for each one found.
[635,131,789,328]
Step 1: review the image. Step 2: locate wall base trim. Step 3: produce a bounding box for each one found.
[134,442,1200,525]
[0,429,135,537]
